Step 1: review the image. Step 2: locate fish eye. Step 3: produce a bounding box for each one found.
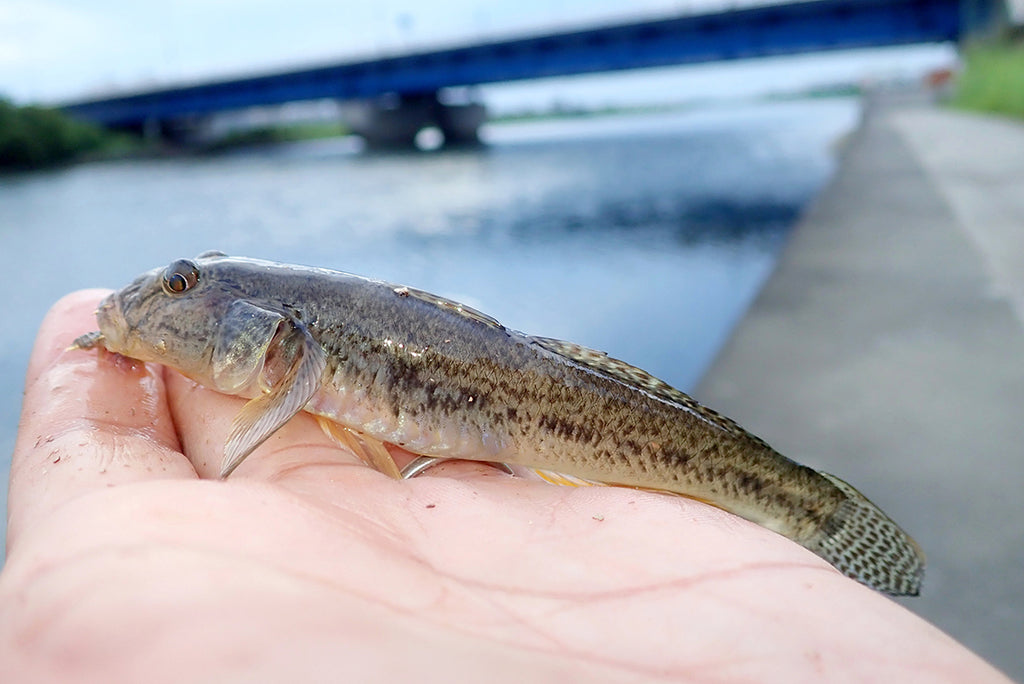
[161,259,200,295]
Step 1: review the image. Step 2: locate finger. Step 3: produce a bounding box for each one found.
[8,291,196,549]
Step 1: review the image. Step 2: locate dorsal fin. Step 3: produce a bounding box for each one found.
[529,336,768,445]
[394,286,505,331]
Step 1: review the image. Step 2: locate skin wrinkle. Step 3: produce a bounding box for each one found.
[297,559,689,683]
[18,351,176,465]
[420,554,833,605]
[302,539,698,683]
[11,490,376,604]
[440,569,663,670]
[451,579,807,684]
[241,471,423,569]
[264,454,366,480]
[684,654,789,684]
[19,528,679,684]
[255,440,358,475]
[17,425,183,484]
[446,593,595,676]
[292,479,847,674]
[310,496,411,554]
[23,419,171,461]
[8,388,190,549]
[97,496,614,673]
[273,469,832,639]
[419,569,569,654]
[13,544,331,671]
[15,476,803,678]
[99,467,698,668]
[691,575,818,644]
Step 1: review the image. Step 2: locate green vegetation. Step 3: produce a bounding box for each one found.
[202,121,349,152]
[952,38,1024,120]
[0,97,348,169]
[0,98,128,170]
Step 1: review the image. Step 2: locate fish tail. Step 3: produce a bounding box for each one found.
[807,472,925,596]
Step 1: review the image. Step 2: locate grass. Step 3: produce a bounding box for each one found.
[952,38,1024,120]
[202,121,349,152]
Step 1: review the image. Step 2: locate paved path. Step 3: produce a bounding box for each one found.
[697,101,1024,681]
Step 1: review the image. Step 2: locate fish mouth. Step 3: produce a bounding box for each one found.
[95,292,129,353]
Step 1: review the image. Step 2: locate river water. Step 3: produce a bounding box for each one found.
[0,97,861,556]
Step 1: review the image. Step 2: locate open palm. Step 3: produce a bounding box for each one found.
[0,291,1007,682]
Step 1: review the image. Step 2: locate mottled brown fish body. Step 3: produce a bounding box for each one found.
[76,254,925,596]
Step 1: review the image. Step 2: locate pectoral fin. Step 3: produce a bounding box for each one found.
[220,320,327,478]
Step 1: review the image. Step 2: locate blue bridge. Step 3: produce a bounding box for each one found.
[62,0,1000,146]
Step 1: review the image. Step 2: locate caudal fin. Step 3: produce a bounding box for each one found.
[808,473,925,596]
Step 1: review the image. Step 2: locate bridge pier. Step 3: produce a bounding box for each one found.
[123,115,212,147]
[342,92,486,149]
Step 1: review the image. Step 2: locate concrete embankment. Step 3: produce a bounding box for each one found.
[697,99,1024,680]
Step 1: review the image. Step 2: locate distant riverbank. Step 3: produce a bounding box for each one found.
[1,88,861,171]
[0,99,134,170]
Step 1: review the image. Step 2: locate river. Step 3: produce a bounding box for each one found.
[0,97,861,556]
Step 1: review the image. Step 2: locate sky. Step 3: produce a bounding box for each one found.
[0,0,958,111]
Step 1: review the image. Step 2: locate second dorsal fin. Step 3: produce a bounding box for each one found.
[529,336,767,445]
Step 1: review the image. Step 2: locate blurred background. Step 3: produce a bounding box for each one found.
[2,0,1022,679]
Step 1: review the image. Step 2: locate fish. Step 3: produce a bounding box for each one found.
[72,252,925,596]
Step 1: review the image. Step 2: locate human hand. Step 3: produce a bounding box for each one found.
[0,291,1010,682]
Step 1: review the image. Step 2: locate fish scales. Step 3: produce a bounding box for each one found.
[315,283,834,533]
[72,253,925,596]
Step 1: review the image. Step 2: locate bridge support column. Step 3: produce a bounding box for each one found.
[130,115,212,147]
[342,92,486,149]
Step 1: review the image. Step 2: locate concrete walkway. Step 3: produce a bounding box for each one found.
[697,101,1024,681]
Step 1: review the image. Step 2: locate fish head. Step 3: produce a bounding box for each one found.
[96,253,287,395]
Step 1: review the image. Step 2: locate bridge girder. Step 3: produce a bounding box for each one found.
[61,0,1002,138]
